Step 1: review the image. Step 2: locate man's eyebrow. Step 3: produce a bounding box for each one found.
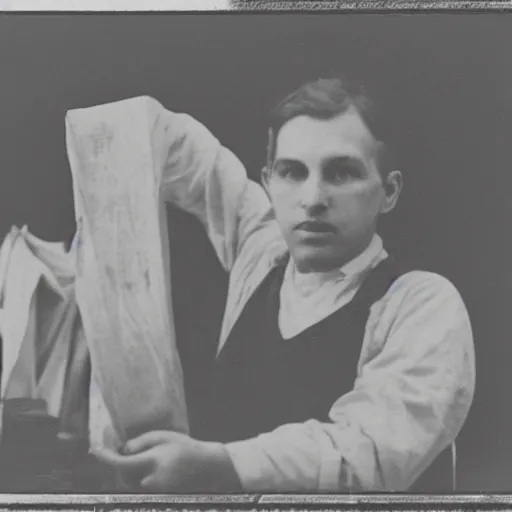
[321,155,365,166]
[273,158,305,167]
[273,155,366,168]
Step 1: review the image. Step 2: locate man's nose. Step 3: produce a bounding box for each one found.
[299,176,329,213]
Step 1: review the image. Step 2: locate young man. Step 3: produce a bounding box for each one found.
[96,78,475,492]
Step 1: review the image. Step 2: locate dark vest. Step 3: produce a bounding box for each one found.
[188,256,453,492]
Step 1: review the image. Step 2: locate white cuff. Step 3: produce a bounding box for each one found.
[225,439,280,492]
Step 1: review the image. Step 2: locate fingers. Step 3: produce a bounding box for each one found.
[124,430,183,454]
[92,447,153,473]
[93,432,190,492]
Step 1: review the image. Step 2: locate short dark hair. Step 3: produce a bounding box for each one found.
[266,77,393,178]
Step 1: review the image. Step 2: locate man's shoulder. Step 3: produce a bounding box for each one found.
[384,267,466,310]
[366,266,473,352]
[392,267,458,289]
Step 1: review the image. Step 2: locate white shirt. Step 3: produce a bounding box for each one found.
[0,99,476,493]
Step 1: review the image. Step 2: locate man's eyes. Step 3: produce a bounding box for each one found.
[274,161,362,182]
[324,162,361,182]
[276,165,308,180]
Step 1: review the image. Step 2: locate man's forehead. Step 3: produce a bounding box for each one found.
[274,108,376,161]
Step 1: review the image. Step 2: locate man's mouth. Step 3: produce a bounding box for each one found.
[294,221,337,234]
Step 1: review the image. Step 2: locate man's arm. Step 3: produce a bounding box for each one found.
[152,105,272,272]
[224,271,475,492]
[93,271,474,492]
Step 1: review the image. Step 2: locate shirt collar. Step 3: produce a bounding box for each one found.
[339,234,387,279]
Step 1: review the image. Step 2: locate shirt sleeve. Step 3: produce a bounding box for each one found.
[152,106,272,272]
[224,271,476,492]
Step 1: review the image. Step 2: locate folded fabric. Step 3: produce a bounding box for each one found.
[0,227,76,417]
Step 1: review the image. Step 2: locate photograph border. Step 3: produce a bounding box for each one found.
[229,0,512,11]
[0,1,511,11]
[0,2,510,510]
[0,492,510,509]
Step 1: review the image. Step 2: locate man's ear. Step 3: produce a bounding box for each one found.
[380,169,403,214]
[261,166,272,196]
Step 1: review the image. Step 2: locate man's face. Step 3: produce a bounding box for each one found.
[264,108,391,273]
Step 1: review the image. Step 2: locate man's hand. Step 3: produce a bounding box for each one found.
[92,431,243,493]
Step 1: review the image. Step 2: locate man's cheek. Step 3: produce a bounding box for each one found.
[334,189,377,216]
[272,197,295,221]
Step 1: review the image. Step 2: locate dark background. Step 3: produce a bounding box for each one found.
[0,12,511,491]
